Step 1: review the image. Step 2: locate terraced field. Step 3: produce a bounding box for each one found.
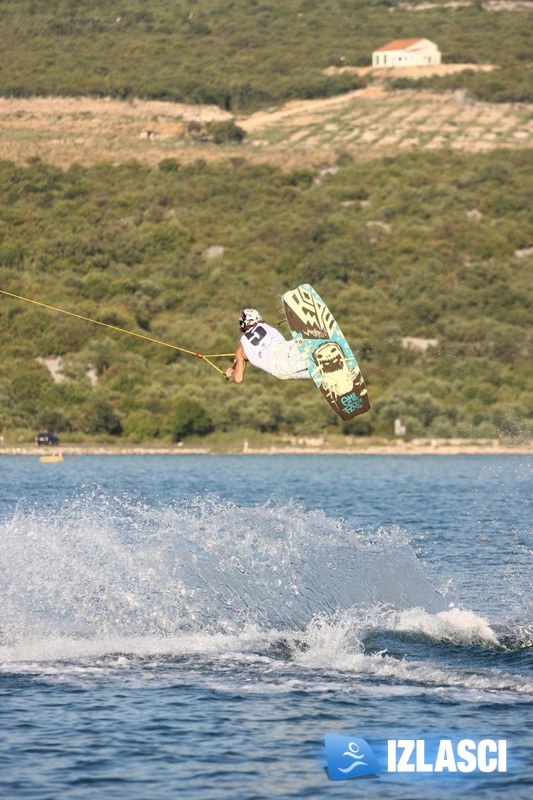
[0,79,531,169]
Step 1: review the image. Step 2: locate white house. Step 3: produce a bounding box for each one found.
[372,38,441,68]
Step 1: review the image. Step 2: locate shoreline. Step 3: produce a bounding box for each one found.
[1,439,531,457]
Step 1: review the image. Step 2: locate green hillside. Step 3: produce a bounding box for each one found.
[1,150,532,443]
[0,0,531,108]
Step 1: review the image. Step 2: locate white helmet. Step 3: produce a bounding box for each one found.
[239,308,263,332]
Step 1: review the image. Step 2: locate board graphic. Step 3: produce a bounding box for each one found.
[282,283,370,420]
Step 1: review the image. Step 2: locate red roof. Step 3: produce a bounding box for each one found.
[375,38,426,52]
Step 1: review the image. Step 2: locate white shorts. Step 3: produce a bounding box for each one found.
[270,341,311,381]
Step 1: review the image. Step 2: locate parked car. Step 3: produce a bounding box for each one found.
[36,432,60,446]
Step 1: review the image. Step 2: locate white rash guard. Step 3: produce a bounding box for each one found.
[240,322,310,380]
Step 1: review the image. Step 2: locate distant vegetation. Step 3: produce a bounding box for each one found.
[386,65,533,105]
[0,0,531,109]
[1,150,531,443]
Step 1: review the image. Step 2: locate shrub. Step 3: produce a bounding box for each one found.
[170,400,214,441]
[207,120,246,144]
[83,399,123,436]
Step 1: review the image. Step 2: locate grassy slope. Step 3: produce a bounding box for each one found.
[1,151,531,442]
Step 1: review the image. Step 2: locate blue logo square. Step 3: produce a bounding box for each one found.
[324,733,382,781]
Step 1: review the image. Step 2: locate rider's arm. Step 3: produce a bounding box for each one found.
[225,343,247,383]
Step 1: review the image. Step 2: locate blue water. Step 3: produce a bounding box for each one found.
[0,454,531,799]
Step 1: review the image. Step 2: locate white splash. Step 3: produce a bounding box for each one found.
[0,494,447,649]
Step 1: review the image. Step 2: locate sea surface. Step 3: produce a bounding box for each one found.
[0,454,531,799]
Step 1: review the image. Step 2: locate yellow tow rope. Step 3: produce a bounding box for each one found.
[0,289,233,376]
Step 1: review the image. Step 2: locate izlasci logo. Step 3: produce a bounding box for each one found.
[324,734,508,781]
[324,734,382,780]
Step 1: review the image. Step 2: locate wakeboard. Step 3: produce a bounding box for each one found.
[281,283,370,420]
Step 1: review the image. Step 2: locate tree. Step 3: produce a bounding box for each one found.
[170,400,214,441]
[83,399,123,436]
[207,120,246,144]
